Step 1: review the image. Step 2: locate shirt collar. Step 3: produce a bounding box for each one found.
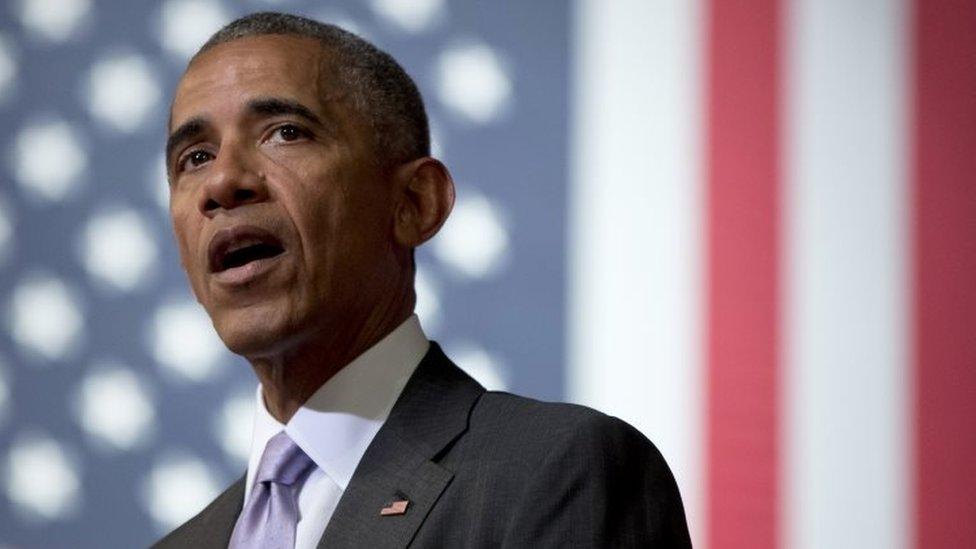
[245,315,429,496]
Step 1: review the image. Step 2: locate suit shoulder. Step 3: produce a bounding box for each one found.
[467,391,664,462]
[473,390,644,432]
[449,392,691,546]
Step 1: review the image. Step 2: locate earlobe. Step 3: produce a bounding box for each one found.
[393,157,455,248]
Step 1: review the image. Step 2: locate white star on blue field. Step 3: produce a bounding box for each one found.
[0,0,568,546]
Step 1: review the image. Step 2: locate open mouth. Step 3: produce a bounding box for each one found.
[219,242,284,271]
[208,227,286,274]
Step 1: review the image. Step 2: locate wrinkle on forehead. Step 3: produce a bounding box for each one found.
[169,35,349,132]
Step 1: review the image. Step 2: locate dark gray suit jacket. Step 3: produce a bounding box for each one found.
[152,343,691,548]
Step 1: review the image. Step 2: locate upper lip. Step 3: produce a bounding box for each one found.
[207,225,286,273]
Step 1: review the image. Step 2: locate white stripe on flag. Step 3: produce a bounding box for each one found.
[783,1,910,548]
[569,1,704,546]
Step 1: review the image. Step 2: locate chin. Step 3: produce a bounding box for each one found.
[218,329,278,358]
[210,307,294,358]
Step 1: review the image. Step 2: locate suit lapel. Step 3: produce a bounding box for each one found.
[152,475,245,548]
[317,342,484,549]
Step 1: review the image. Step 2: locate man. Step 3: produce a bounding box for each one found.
[154,11,690,549]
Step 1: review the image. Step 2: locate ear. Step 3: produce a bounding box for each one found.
[392,157,455,248]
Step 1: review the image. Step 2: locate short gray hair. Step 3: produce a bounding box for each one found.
[197,12,430,168]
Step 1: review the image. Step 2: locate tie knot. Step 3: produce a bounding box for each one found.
[256,431,314,486]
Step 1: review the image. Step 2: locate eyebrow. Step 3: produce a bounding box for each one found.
[246,97,324,126]
[165,117,207,166]
[164,97,325,167]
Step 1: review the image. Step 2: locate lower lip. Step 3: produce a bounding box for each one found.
[212,253,285,286]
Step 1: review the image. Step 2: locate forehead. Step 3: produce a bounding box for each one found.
[170,35,338,129]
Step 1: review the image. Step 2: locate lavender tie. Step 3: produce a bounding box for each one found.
[229,431,315,549]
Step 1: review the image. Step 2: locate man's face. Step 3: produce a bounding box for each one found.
[167,35,401,357]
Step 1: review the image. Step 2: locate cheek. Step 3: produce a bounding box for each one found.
[293,201,341,273]
[169,210,201,273]
[270,165,342,244]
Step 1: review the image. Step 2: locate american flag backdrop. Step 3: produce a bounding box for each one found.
[0,1,568,546]
[570,1,974,549]
[0,1,972,548]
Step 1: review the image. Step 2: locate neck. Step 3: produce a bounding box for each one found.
[249,292,413,423]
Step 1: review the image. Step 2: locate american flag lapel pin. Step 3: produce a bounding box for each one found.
[380,499,410,516]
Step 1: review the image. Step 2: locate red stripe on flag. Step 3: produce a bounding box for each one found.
[913,1,976,547]
[705,1,781,548]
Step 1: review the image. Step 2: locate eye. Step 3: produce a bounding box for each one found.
[176,149,214,173]
[268,124,310,144]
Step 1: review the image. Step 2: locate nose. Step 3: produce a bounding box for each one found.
[198,142,268,216]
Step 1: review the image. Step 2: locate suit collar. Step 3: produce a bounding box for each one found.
[151,475,245,549]
[376,341,485,457]
[317,342,485,549]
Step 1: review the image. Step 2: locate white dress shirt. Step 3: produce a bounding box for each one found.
[242,315,429,549]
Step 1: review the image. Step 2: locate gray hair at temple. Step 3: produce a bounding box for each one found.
[195,11,430,168]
